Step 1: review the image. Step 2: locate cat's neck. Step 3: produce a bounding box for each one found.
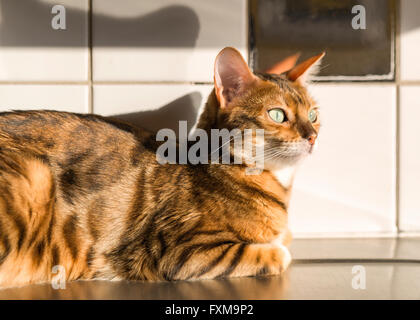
[219,164,294,208]
[273,165,297,190]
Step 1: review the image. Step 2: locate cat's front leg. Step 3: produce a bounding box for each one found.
[161,242,292,281]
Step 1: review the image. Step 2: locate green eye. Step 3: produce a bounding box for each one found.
[268,109,286,123]
[308,109,318,123]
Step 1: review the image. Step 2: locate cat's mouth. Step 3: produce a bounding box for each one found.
[266,141,312,159]
[309,144,314,154]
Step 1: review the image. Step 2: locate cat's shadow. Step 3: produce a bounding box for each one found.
[111,91,204,135]
[0,0,200,48]
[0,0,205,135]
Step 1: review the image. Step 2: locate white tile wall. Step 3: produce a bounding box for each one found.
[289,84,397,236]
[0,85,88,113]
[399,86,420,232]
[92,0,247,82]
[0,0,88,81]
[400,0,420,81]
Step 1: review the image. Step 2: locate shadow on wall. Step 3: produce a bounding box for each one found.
[400,0,420,35]
[112,92,204,135]
[0,0,205,133]
[0,0,200,47]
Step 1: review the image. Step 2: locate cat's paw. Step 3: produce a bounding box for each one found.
[271,241,292,272]
[278,244,292,272]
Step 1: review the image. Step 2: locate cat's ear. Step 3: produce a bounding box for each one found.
[214,47,257,108]
[264,53,300,75]
[287,52,325,85]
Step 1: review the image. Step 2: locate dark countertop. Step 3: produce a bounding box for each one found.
[1,238,419,300]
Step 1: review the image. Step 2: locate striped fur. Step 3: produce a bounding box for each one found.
[0,64,320,288]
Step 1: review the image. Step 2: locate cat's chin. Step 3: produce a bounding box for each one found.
[263,153,308,171]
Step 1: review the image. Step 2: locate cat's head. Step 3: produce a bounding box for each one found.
[208,47,324,170]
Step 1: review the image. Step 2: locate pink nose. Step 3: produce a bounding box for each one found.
[308,134,317,145]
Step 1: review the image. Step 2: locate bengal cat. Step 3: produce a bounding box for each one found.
[0,47,324,288]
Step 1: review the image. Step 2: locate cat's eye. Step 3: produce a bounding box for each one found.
[308,109,318,123]
[268,109,286,123]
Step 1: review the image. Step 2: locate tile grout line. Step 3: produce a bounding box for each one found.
[0,81,215,85]
[0,81,90,85]
[395,88,400,235]
[1,79,419,85]
[88,0,93,114]
[395,0,401,234]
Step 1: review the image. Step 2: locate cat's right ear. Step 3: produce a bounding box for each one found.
[264,53,300,75]
[214,47,257,108]
[287,52,325,85]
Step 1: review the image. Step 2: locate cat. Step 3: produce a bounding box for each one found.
[0,47,323,288]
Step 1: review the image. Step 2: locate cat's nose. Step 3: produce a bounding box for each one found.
[307,134,317,145]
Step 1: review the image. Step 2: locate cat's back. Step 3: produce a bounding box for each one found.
[0,109,160,211]
[0,110,159,169]
[1,110,152,149]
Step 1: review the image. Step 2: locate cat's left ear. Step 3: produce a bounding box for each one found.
[214,47,258,108]
[287,52,325,85]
